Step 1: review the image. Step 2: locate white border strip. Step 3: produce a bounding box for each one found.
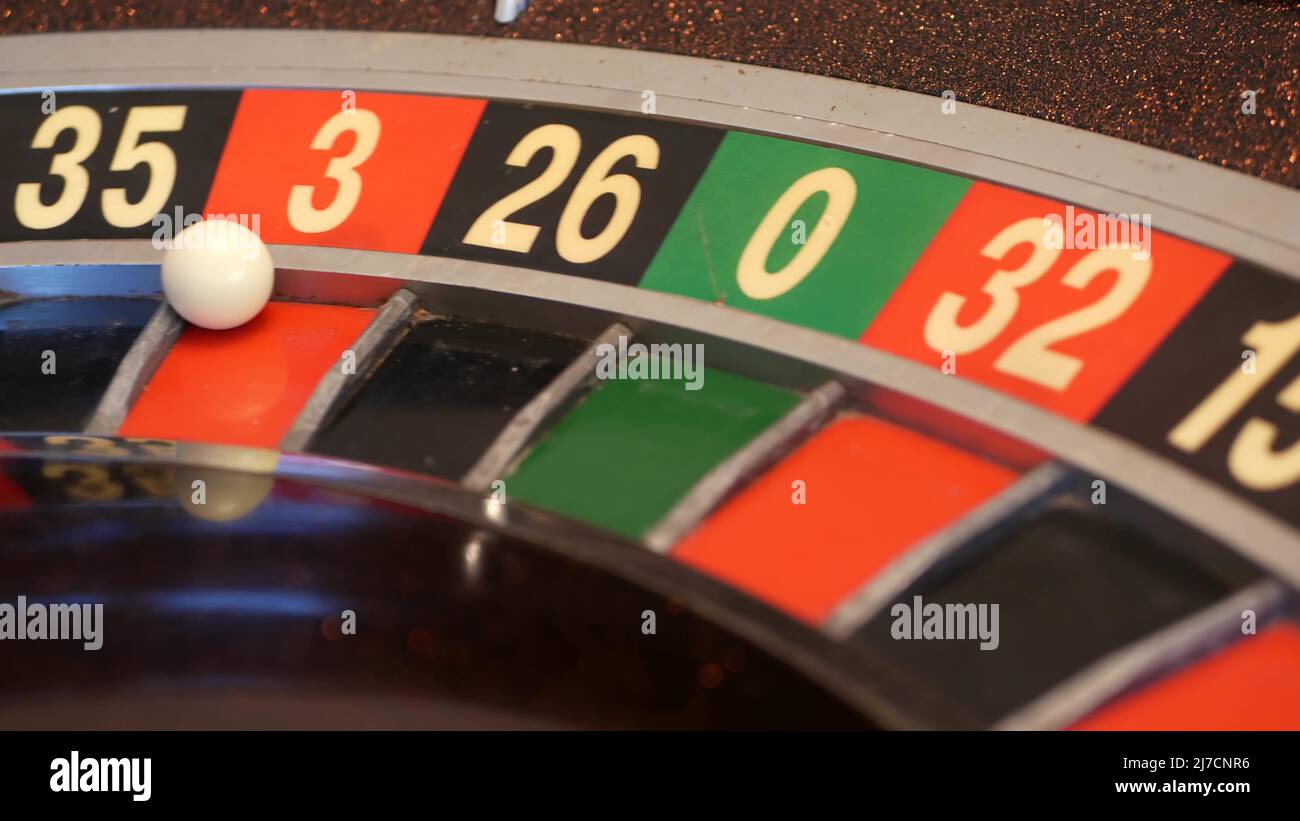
[281,288,417,452]
[824,464,1069,639]
[644,381,846,554]
[84,301,181,435]
[995,581,1292,730]
[463,322,631,491]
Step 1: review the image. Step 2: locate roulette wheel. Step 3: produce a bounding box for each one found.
[0,2,1297,733]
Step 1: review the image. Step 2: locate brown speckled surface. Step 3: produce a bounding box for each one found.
[1,0,1297,188]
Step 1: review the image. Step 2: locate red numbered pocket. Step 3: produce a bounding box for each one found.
[863,183,1231,421]
[205,89,486,253]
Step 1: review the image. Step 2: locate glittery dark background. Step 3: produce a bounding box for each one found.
[2,0,1297,188]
